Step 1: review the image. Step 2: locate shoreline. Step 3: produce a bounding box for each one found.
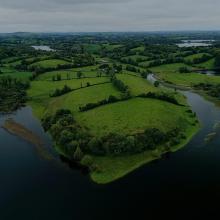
[90,121,200,184]
[2,119,54,161]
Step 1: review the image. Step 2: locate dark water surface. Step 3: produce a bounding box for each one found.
[1,91,220,219]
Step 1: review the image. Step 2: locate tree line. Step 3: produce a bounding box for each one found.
[0,77,30,112]
[41,109,189,171]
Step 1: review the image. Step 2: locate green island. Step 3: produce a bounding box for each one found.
[1,32,220,183]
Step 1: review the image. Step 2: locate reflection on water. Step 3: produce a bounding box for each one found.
[1,89,220,219]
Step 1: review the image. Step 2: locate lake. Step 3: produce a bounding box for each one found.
[32,45,55,51]
[1,91,220,219]
[177,40,214,47]
[196,70,220,76]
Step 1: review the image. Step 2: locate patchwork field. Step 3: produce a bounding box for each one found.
[150,63,193,73]
[157,71,220,87]
[30,59,70,68]
[36,66,102,81]
[77,97,193,137]
[195,58,215,69]
[117,74,158,95]
[48,83,121,115]
[28,77,110,117]
[184,53,211,62]
[0,67,32,80]
[3,35,216,184]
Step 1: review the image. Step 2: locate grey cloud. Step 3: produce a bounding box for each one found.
[0,0,219,32]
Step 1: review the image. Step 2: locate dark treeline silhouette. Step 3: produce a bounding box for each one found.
[0,77,30,112]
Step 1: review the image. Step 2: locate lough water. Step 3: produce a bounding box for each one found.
[32,45,55,51]
[1,92,220,219]
[196,70,220,76]
[177,40,214,47]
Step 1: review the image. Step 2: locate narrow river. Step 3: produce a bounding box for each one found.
[0,88,220,219]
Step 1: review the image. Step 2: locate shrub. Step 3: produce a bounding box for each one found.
[81,155,94,167]
[138,92,180,105]
[65,141,79,156]
[179,67,191,73]
[111,77,128,93]
[88,137,105,155]
[50,85,72,97]
[154,81,160,87]
[73,146,84,161]
[58,130,75,145]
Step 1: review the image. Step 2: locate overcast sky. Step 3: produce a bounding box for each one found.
[0,0,219,32]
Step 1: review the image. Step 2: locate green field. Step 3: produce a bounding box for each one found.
[48,83,121,115]
[148,61,220,87]
[77,98,194,137]
[28,77,110,117]
[117,74,158,95]
[91,119,199,184]
[184,53,211,62]
[30,59,70,68]
[28,70,199,186]
[102,44,122,51]
[195,58,215,69]
[122,55,148,62]
[36,66,102,81]
[157,71,220,87]
[150,63,192,73]
[84,44,102,53]
[0,67,32,80]
[130,46,145,53]
[2,33,220,185]
[8,36,211,184]
[139,60,153,68]
[28,71,198,184]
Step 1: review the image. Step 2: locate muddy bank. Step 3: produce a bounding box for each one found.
[2,119,54,161]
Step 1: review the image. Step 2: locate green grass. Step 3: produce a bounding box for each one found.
[149,62,220,87]
[27,68,200,184]
[9,60,22,67]
[77,97,195,137]
[130,46,145,52]
[195,58,215,69]
[102,44,122,51]
[48,83,121,115]
[30,59,70,68]
[122,55,148,62]
[117,74,158,95]
[90,120,199,184]
[28,77,110,118]
[84,44,102,53]
[1,56,20,63]
[184,53,211,62]
[139,60,153,68]
[157,71,220,87]
[0,67,32,80]
[150,63,192,73]
[116,73,186,104]
[36,66,102,81]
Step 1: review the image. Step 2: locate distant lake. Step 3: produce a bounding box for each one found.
[32,45,55,51]
[197,70,220,76]
[177,40,215,47]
